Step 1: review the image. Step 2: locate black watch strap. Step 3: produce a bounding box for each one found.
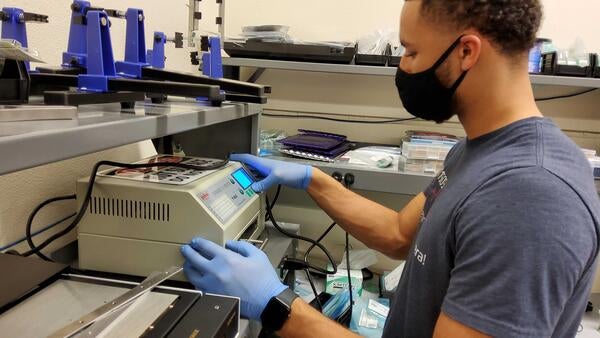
[261,288,298,332]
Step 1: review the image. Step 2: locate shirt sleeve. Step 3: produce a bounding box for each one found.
[441,167,596,337]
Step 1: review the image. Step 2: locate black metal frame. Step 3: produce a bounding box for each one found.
[0,59,30,104]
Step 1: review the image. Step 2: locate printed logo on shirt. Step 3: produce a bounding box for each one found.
[423,170,448,217]
[414,244,427,266]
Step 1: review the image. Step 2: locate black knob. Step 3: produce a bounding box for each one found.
[343,173,355,187]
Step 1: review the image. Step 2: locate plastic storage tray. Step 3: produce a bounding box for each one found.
[401,140,454,161]
[355,54,388,66]
[399,156,445,175]
[224,40,356,64]
[388,56,401,67]
[541,52,597,77]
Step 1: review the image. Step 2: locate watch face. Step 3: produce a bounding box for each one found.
[261,289,297,331]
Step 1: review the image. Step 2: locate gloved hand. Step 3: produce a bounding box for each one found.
[230,154,312,193]
[181,237,288,320]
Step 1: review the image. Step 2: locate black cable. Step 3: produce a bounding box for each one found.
[265,184,282,221]
[535,88,598,101]
[1,212,76,253]
[342,176,355,319]
[25,195,76,261]
[305,268,323,310]
[22,158,229,258]
[262,113,418,125]
[345,231,353,318]
[270,185,282,210]
[302,221,337,311]
[265,193,337,275]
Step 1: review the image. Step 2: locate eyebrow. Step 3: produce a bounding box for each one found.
[400,39,412,48]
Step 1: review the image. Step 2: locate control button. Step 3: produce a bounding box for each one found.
[230,178,235,184]
[246,190,254,197]
[239,189,245,195]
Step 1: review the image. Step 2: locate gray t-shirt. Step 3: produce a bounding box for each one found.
[382,117,600,338]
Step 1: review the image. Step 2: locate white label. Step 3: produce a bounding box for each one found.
[358,309,378,329]
[368,299,390,318]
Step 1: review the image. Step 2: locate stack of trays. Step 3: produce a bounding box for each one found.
[277,130,352,162]
[399,131,459,175]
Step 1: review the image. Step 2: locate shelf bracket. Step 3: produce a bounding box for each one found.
[247,67,266,83]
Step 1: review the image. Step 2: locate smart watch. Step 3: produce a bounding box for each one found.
[260,288,298,332]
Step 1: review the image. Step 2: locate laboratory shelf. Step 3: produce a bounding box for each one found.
[0,100,261,175]
[223,57,600,88]
[223,57,396,76]
[272,155,600,195]
[267,155,433,195]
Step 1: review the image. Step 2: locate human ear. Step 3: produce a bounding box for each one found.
[458,34,482,71]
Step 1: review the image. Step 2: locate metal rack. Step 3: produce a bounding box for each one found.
[267,155,433,195]
[0,100,261,175]
[223,57,600,88]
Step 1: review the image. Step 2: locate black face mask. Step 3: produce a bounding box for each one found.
[395,36,469,123]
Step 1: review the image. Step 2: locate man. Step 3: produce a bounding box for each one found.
[181,0,600,337]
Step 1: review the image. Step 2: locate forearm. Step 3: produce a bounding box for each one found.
[278,299,360,338]
[307,168,424,259]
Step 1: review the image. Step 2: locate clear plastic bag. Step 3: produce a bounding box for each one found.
[340,249,378,270]
[357,29,392,55]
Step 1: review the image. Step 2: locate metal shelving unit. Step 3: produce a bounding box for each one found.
[267,155,433,195]
[223,57,600,88]
[0,100,261,175]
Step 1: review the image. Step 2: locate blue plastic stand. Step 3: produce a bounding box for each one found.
[63,0,90,69]
[202,36,223,78]
[147,32,167,69]
[115,8,149,78]
[1,7,30,69]
[78,11,116,92]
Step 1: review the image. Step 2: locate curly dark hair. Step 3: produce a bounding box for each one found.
[417,0,543,55]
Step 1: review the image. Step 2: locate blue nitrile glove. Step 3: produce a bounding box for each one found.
[230,154,312,193]
[181,237,288,320]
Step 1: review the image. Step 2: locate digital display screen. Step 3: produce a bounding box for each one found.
[232,168,253,190]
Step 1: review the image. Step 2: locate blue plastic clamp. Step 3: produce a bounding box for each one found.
[147,31,167,69]
[1,7,30,69]
[202,36,223,78]
[115,8,149,78]
[78,11,116,92]
[63,0,90,69]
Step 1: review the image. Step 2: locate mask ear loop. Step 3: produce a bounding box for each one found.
[449,69,469,93]
[430,34,466,70]
[439,35,470,93]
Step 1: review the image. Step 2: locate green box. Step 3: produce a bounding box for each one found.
[326,265,363,296]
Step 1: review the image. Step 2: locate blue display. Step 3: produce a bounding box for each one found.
[232,168,253,190]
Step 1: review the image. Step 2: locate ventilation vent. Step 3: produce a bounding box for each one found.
[89,196,170,222]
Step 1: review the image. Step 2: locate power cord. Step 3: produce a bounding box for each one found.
[302,221,337,310]
[535,88,598,102]
[265,192,337,276]
[22,158,229,258]
[0,213,76,253]
[264,179,343,311]
[262,112,418,125]
[25,195,76,261]
[265,185,282,222]
[342,173,355,319]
